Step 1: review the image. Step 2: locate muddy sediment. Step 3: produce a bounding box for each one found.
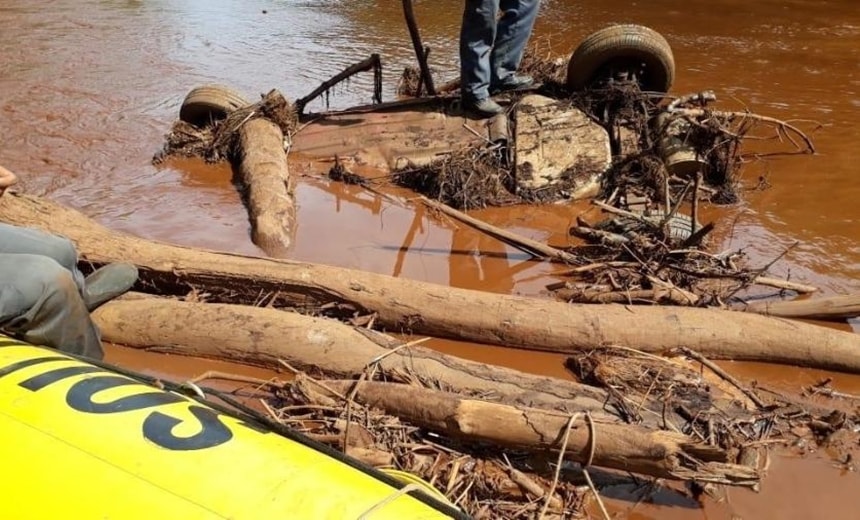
[2,1,860,519]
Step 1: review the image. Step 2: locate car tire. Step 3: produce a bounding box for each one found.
[566,24,675,93]
[179,85,250,126]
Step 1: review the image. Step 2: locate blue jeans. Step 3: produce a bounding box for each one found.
[460,0,541,101]
[0,223,103,359]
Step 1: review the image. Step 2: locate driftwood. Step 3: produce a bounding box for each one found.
[670,107,816,154]
[421,196,579,263]
[752,276,818,294]
[299,379,761,487]
[555,285,698,306]
[236,118,294,256]
[92,295,615,415]
[431,197,817,297]
[677,347,765,408]
[4,194,860,373]
[743,293,860,321]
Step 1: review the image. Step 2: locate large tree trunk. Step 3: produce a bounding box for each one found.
[296,378,760,487]
[236,118,294,256]
[93,295,613,415]
[4,193,860,373]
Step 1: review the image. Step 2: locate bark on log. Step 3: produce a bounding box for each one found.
[4,193,860,373]
[743,294,860,321]
[300,379,760,487]
[555,287,696,306]
[92,295,613,415]
[236,118,294,257]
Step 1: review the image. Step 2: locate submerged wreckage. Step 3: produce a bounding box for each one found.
[6,16,853,520]
[158,22,823,315]
[168,24,681,207]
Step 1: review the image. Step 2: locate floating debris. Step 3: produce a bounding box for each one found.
[153,89,297,164]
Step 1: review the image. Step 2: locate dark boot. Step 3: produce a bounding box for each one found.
[83,263,138,311]
[463,97,504,118]
[490,74,535,94]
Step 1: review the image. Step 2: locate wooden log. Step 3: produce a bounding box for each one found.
[753,276,818,294]
[236,118,294,257]
[696,276,819,296]
[421,196,580,263]
[743,294,860,321]
[299,379,760,487]
[555,287,696,306]
[92,295,613,415]
[4,193,860,373]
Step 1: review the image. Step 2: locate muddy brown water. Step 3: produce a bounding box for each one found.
[2,0,859,517]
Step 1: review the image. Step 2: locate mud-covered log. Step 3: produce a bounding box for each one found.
[555,286,697,306]
[92,295,613,415]
[4,193,860,373]
[237,118,294,256]
[744,294,860,321]
[300,379,760,487]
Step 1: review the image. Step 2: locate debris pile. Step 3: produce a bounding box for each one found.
[396,65,459,97]
[390,72,745,214]
[390,39,813,220]
[262,356,766,519]
[204,344,859,519]
[394,147,519,210]
[5,193,860,520]
[276,375,586,519]
[551,83,814,307]
[153,89,297,164]
[396,65,422,97]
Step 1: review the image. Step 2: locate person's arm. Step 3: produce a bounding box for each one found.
[0,165,18,196]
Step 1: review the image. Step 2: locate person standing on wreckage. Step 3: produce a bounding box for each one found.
[0,164,138,360]
[459,0,540,118]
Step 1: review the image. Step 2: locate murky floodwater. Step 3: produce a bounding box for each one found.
[2,0,860,517]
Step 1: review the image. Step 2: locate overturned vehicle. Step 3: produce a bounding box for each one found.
[167,24,697,209]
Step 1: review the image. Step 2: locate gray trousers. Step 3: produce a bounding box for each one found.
[0,222,103,359]
[460,0,541,101]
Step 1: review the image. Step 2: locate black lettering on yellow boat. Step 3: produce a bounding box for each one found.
[0,350,245,451]
[66,375,186,413]
[0,356,68,377]
[62,372,235,450]
[143,405,234,451]
[19,365,103,391]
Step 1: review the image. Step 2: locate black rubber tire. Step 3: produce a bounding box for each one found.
[662,213,696,242]
[566,24,675,93]
[179,84,250,126]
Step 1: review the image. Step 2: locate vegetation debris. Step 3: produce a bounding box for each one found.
[153,89,297,164]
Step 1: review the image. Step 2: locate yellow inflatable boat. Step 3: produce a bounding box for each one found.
[0,335,468,519]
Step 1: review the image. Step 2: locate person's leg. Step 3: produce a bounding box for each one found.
[460,0,500,103]
[490,0,541,88]
[0,253,103,359]
[0,222,138,311]
[0,222,85,291]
